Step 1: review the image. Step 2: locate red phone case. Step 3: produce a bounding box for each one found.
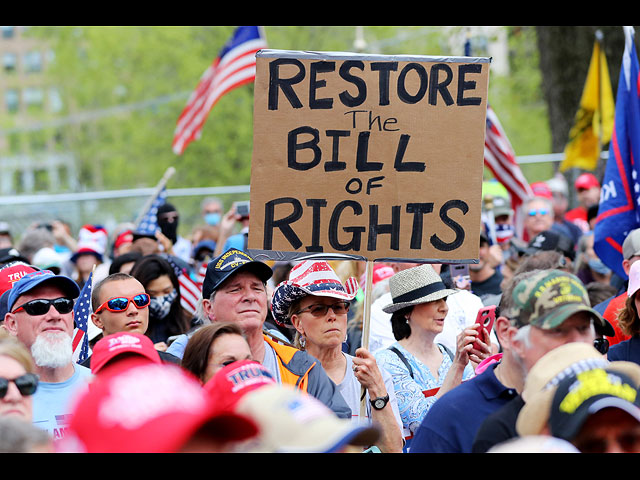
[473,306,496,350]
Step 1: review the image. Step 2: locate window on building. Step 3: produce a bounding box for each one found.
[1,26,15,39]
[23,50,42,73]
[23,87,44,112]
[3,52,17,73]
[5,89,19,113]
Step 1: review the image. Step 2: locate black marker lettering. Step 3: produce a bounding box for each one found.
[268,58,305,110]
[263,198,304,250]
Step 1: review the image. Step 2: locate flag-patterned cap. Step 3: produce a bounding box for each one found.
[271,261,358,327]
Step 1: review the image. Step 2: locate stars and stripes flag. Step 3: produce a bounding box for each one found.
[172,26,267,155]
[178,263,207,316]
[593,27,640,281]
[465,37,534,238]
[136,186,168,236]
[484,104,534,238]
[72,271,93,364]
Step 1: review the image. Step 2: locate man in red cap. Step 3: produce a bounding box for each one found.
[565,173,601,233]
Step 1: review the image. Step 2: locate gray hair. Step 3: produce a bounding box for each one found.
[523,196,553,212]
[0,417,51,453]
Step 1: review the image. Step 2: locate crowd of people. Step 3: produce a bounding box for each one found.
[2,172,640,455]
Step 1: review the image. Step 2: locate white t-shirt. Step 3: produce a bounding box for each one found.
[337,353,402,431]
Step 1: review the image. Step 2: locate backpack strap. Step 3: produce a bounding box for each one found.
[438,343,455,362]
[388,346,414,379]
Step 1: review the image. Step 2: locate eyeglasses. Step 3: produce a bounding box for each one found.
[11,297,74,316]
[593,337,610,355]
[95,294,151,313]
[0,373,39,398]
[527,208,549,217]
[294,301,350,317]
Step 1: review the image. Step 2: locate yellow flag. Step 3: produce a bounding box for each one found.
[560,34,615,172]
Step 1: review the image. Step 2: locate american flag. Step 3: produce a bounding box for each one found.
[172,26,267,155]
[136,186,168,236]
[178,263,206,316]
[72,271,93,364]
[484,104,534,237]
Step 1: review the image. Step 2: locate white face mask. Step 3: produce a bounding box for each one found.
[148,289,177,320]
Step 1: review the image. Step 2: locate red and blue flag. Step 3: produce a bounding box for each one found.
[594,27,640,280]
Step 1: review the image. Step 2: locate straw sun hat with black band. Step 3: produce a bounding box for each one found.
[382,264,457,314]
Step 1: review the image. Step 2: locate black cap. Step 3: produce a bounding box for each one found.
[201,249,272,300]
[549,367,640,443]
[0,247,28,265]
[526,230,576,261]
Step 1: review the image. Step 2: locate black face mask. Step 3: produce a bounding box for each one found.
[157,204,179,244]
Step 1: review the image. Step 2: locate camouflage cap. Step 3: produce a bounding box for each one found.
[507,269,605,330]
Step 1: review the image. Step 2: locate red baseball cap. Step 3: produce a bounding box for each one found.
[114,230,134,249]
[575,172,600,190]
[0,261,37,295]
[90,332,162,375]
[60,361,258,453]
[530,181,552,199]
[204,360,276,412]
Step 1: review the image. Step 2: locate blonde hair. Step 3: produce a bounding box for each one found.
[0,332,35,373]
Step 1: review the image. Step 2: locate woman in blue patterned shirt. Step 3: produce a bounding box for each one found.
[375,263,491,443]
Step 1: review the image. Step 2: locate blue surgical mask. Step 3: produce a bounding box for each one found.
[205,212,221,226]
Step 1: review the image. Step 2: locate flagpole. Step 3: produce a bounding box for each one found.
[135,166,176,226]
[359,260,374,418]
[596,30,604,173]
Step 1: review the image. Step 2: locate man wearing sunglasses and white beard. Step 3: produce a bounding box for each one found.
[3,270,92,440]
[83,272,180,368]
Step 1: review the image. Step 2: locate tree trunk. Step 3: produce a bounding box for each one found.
[535,26,631,178]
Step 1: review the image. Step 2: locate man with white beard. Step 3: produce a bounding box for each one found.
[4,270,91,441]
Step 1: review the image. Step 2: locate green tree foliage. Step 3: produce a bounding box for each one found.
[27,26,552,192]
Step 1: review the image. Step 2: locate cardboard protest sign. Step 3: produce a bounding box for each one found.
[249,49,491,263]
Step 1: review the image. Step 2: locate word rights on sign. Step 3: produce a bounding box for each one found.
[249,49,491,263]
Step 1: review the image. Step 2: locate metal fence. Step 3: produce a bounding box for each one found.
[0,151,602,243]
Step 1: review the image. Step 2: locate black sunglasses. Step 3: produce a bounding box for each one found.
[11,297,75,316]
[0,373,39,398]
[594,337,610,355]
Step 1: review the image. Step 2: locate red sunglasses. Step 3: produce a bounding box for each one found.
[95,293,150,313]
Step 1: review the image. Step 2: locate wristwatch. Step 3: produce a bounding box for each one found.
[370,394,390,410]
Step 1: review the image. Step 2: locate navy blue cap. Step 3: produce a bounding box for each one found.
[201,249,272,300]
[7,270,80,313]
[0,290,10,323]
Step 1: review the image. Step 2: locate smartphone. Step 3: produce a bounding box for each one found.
[473,305,496,351]
[450,263,471,290]
[234,201,250,218]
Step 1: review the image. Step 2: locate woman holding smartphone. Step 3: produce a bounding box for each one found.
[374,263,491,443]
